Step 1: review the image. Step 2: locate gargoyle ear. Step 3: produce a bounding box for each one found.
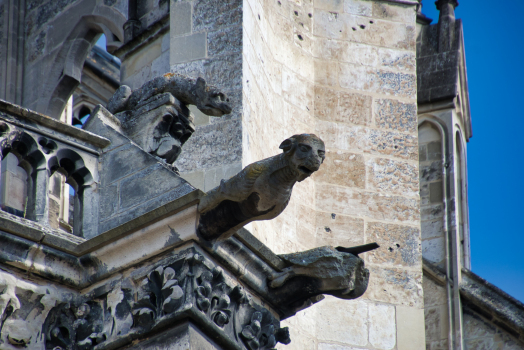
[279,138,295,154]
[195,77,206,88]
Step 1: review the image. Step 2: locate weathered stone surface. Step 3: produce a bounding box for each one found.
[314,86,372,126]
[422,237,445,266]
[315,212,364,247]
[372,2,416,24]
[193,0,242,31]
[317,297,368,346]
[170,0,192,36]
[366,222,421,268]
[364,266,423,308]
[170,32,207,64]
[367,157,419,196]
[119,164,186,210]
[374,98,417,133]
[208,25,242,56]
[369,303,396,349]
[313,150,365,188]
[339,64,416,98]
[316,184,420,225]
[397,306,426,350]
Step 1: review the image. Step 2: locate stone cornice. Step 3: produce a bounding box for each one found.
[0,98,110,150]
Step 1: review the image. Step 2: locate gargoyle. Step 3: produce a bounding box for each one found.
[105,73,232,165]
[197,134,325,240]
[266,245,378,317]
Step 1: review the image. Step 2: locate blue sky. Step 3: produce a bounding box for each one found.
[421,0,524,302]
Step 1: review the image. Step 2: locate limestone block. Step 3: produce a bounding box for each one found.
[99,183,118,220]
[193,0,242,32]
[379,48,416,72]
[420,161,442,182]
[314,150,365,188]
[316,297,368,346]
[315,0,344,12]
[421,204,444,220]
[365,222,421,268]
[422,237,445,266]
[339,63,416,99]
[269,31,314,81]
[427,141,442,161]
[316,183,420,225]
[422,275,447,308]
[421,218,444,240]
[316,122,418,161]
[314,86,372,126]
[315,212,364,247]
[363,266,423,308]
[122,37,161,78]
[367,157,419,197]
[101,144,156,186]
[208,25,242,56]
[369,303,396,349]
[119,164,185,210]
[314,59,339,86]
[429,182,443,203]
[344,0,372,16]
[424,305,448,342]
[175,117,242,173]
[314,10,345,40]
[170,0,192,37]
[396,306,426,350]
[123,63,152,90]
[170,32,207,65]
[282,68,313,111]
[151,50,170,77]
[374,98,417,134]
[372,2,416,24]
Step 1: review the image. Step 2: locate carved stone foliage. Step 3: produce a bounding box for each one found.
[43,287,133,350]
[41,248,289,350]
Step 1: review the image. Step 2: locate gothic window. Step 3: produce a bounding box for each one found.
[0,153,29,218]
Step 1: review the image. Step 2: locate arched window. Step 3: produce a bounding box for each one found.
[0,153,29,217]
[48,149,93,237]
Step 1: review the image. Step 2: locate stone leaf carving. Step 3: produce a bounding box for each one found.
[132,264,186,328]
[43,288,132,350]
[240,310,290,350]
[105,73,232,165]
[198,134,326,240]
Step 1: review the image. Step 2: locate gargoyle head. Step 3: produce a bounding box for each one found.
[190,77,232,117]
[279,134,325,182]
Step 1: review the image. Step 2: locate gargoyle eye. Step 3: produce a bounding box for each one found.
[318,151,325,158]
[298,144,311,153]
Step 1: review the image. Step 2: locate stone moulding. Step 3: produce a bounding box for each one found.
[39,247,289,350]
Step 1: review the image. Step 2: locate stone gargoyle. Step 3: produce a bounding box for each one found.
[197,134,326,240]
[106,73,232,165]
[266,244,379,317]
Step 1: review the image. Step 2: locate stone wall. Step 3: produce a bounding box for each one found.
[16,0,126,117]
[242,0,424,348]
[168,0,244,191]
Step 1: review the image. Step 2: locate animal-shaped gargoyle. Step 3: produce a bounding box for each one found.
[197,134,325,241]
[106,73,232,165]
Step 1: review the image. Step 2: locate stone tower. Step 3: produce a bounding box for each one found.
[0,0,523,349]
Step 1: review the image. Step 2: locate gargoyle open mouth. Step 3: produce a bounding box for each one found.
[298,166,315,175]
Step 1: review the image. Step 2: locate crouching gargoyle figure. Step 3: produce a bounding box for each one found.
[266,244,379,317]
[106,73,232,166]
[197,134,325,240]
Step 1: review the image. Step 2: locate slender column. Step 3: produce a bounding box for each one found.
[436,0,459,52]
[32,168,49,225]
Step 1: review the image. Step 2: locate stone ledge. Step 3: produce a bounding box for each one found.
[423,259,524,343]
[0,98,110,149]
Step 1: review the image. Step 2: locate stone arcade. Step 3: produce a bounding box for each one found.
[1,0,524,349]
